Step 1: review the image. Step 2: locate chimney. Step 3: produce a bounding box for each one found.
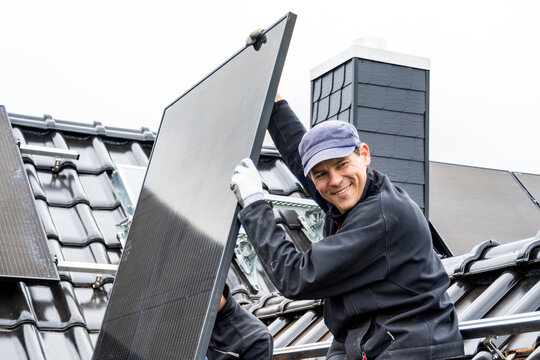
[310,38,431,216]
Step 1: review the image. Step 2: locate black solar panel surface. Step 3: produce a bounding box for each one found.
[0,106,59,281]
[430,162,540,255]
[93,13,296,359]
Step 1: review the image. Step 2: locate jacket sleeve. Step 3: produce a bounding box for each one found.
[267,100,328,212]
[207,285,273,360]
[238,199,388,300]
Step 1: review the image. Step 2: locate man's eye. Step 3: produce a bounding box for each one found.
[337,161,347,168]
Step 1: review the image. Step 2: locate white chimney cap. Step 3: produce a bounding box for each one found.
[310,38,430,80]
[353,37,388,50]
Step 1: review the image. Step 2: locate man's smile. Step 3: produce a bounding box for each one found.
[333,184,352,196]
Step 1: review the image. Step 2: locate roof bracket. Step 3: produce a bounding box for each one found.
[92,274,104,289]
[483,337,507,360]
[18,144,80,173]
[234,229,261,293]
[264,194,324,243]
[52,156,61,173]
[298,208,325,243]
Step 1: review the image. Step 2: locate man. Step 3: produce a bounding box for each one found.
[206,284,273,359]
[229,95,464,359]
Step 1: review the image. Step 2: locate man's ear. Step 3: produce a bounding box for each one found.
[360,143,371,167]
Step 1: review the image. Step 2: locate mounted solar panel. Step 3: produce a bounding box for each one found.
[429,162,540,255]
[0,106,59,281]
[93,13,296,359]
[514,172,540,207]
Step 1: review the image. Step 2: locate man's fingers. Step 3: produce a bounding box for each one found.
[239,158,255,169]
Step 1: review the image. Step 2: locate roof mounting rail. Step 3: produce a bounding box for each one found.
[264,194,320,210]
[18,144,79,160]
[19,144,80,172]
[459,311,540,339]
[264,194,324,242]
[55,260,118,288]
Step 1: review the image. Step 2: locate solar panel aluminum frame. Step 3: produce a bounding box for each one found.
[93,13,296,359]
[0,106,59,282]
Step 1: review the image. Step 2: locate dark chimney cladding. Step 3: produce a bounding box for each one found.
[310,39,431,216]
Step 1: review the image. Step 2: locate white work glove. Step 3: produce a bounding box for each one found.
[230,158,264,208]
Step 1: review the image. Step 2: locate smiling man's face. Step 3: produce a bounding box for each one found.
[309,144,371,213]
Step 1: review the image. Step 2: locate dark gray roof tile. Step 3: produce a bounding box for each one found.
[0,281,36,328]
[258,158,305,196]
[0,324,47,360]
[274,310,319,348]
[458,270,521,321]
[28,281,85,330]
[104,139,151,167]
[9,112,156,142]
[40,326,94,359]
[25,163,47,200]
[36,168,89,207]
[35,200,59,239]
[48,204,103,246]
[73,287,110,331]
[79,173,121,209]
[91,207,126,248]
[63,135,115,174]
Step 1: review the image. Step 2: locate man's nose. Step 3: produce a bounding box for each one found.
[328,170,342,186]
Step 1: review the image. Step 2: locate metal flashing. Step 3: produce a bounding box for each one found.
[310,43,430,81]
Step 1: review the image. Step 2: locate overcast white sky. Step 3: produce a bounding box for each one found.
[1,0,539,174]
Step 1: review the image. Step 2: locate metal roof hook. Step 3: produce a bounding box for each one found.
[483,337,507,360]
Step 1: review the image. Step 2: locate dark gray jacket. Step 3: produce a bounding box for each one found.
[237,100,463,359]
[206,285,273,360]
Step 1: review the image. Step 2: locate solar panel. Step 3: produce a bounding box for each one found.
[430,162,540,255]
[514,172,540,207]
[0,106,59,281]
[93,13,296,359]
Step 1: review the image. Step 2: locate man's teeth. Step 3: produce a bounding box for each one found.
[336,185,350,195]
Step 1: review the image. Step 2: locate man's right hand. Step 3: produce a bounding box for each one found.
[230,158,264,208]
